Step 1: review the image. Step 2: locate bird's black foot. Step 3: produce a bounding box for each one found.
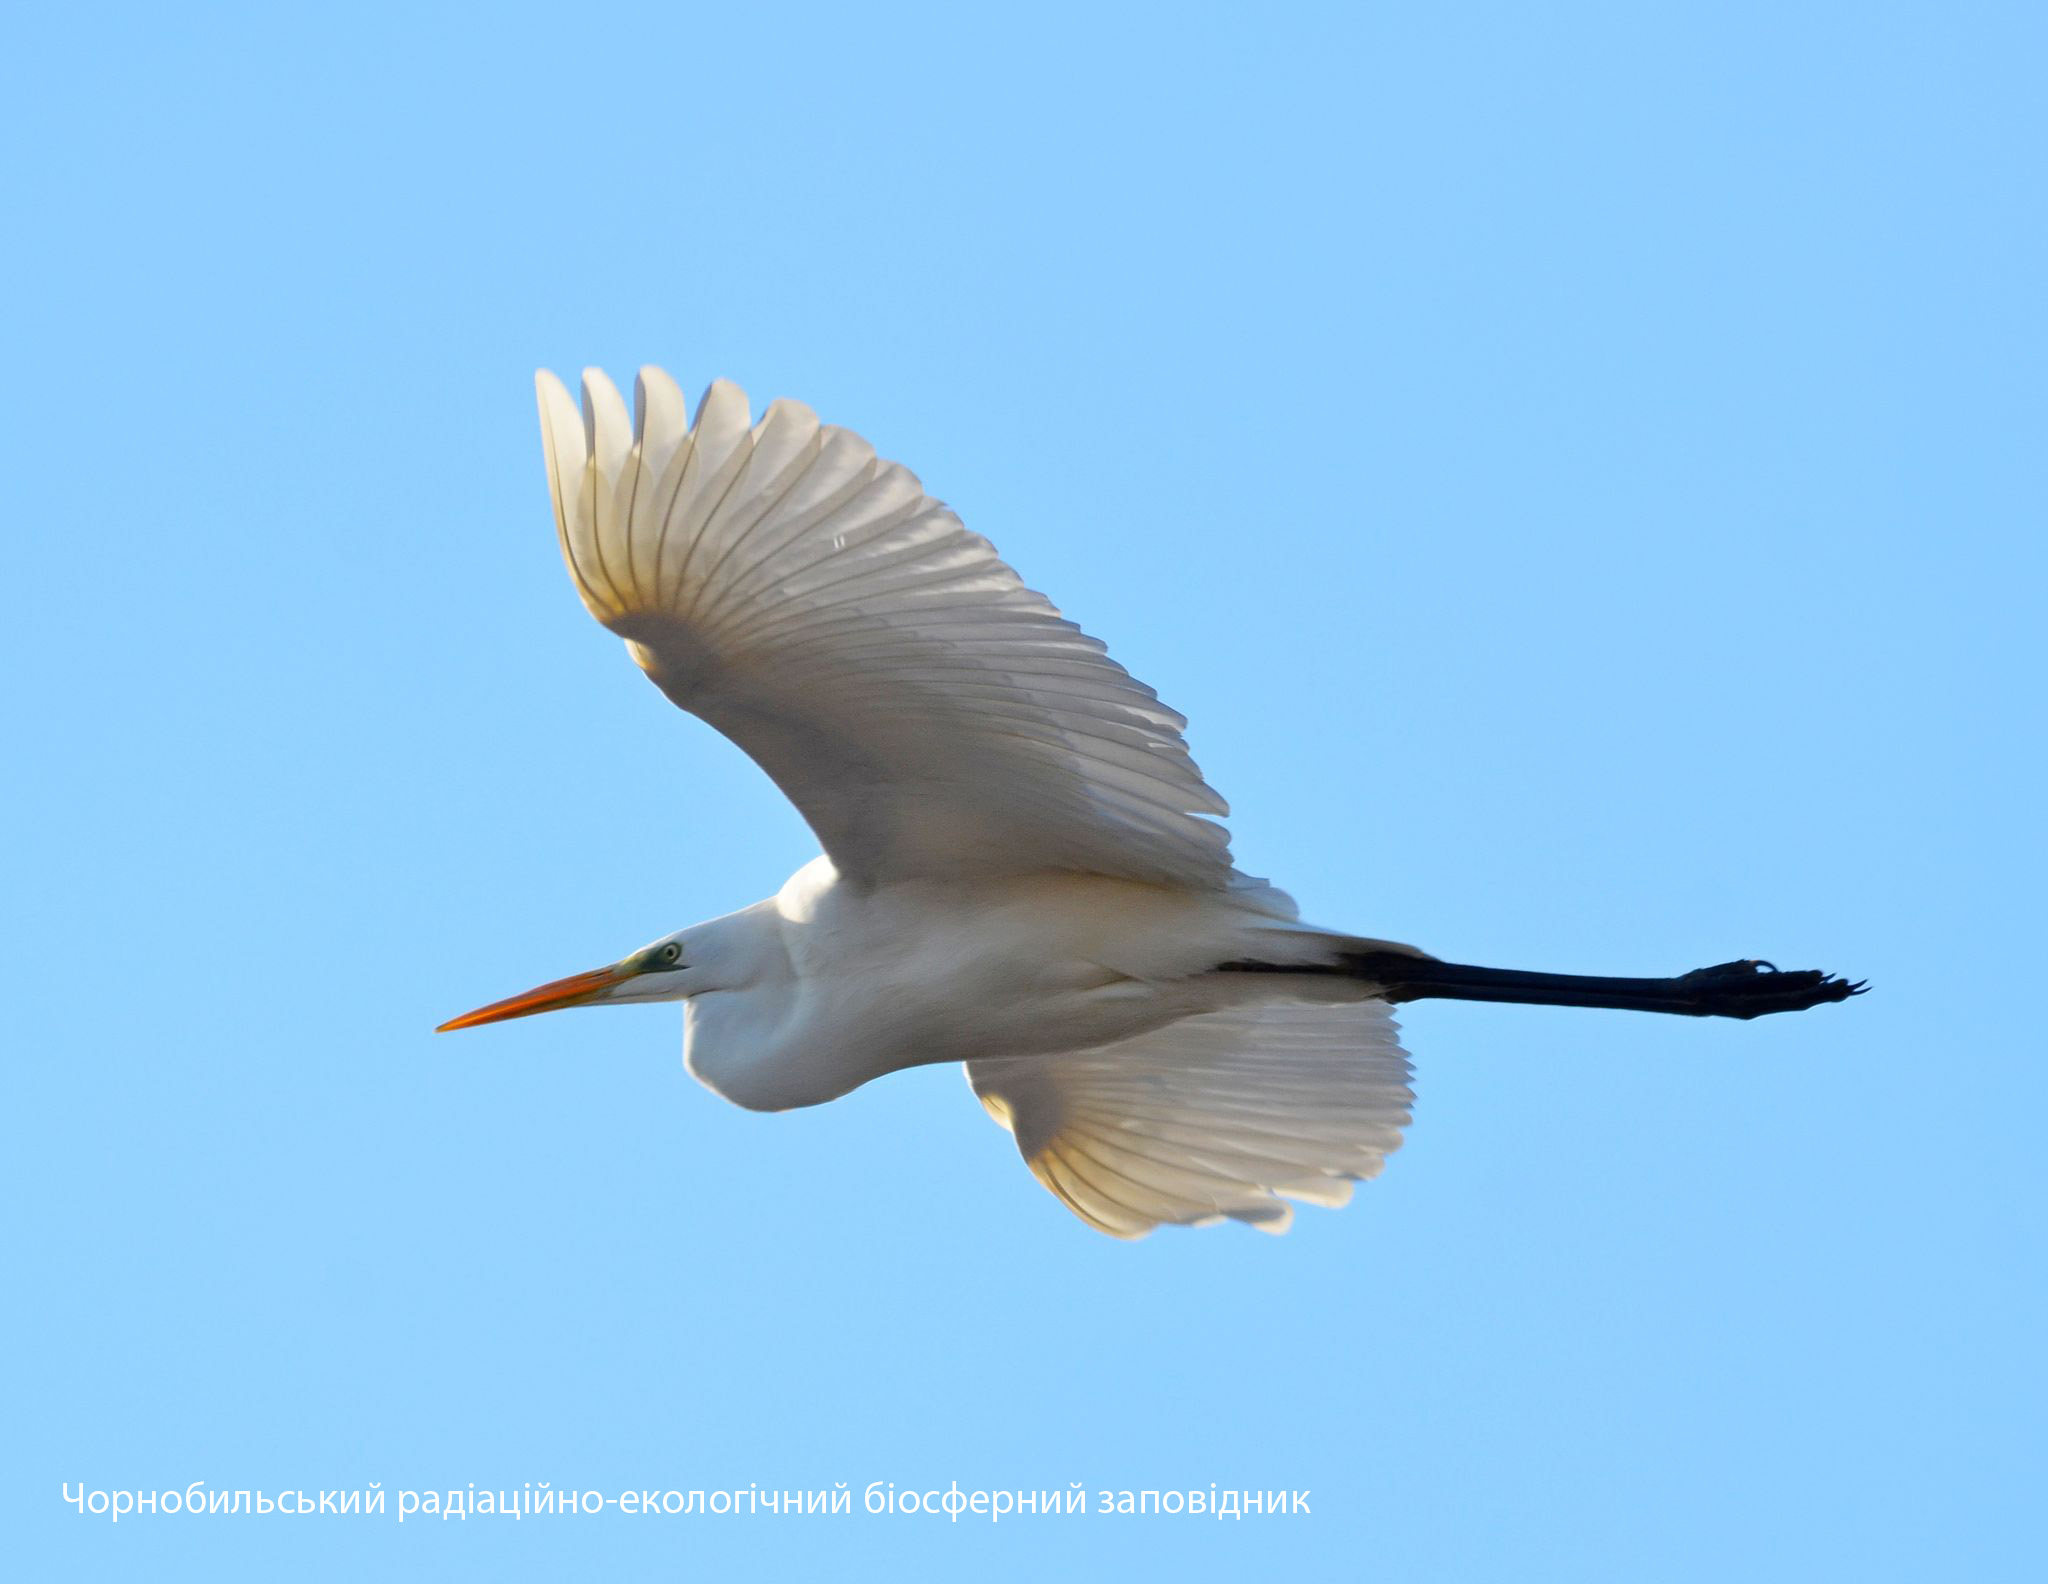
[1675,959,1867,1019]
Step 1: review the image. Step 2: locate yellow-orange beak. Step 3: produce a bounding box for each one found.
[436,964,631,1032]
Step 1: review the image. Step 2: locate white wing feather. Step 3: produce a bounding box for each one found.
[537,367,1237,890]
[967,1002,1413,1238]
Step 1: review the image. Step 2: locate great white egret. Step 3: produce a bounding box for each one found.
[440,367,1860,1238]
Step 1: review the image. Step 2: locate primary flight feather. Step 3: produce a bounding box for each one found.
[440,366,1861,1238]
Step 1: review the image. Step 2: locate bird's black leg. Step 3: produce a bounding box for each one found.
[1341,953,1867,1020]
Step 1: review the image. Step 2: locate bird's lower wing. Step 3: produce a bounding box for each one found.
[535,368,1237,892]
[966,1001,1413,1238]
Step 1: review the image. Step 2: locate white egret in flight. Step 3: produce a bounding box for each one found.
[440,367,1861,1238]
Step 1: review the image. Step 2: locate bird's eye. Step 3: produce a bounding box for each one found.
[661,943,682,964]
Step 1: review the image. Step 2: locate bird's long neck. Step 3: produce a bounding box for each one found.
[1221,952,1862,1020]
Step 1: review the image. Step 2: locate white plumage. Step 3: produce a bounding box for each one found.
[458,364,1420,1237]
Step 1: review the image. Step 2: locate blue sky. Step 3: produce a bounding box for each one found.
[5,2,2041,1578]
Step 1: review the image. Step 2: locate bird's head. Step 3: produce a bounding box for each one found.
[436,932,697,1032]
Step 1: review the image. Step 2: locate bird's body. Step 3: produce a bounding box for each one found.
[673,856,1403,1112]
[441,365,1859,1237]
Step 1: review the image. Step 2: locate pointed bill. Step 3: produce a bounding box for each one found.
[436,965,629,1032]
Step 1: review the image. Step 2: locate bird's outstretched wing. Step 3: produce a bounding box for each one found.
[966,1002,1413,1237]
[536,367,1235,890]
